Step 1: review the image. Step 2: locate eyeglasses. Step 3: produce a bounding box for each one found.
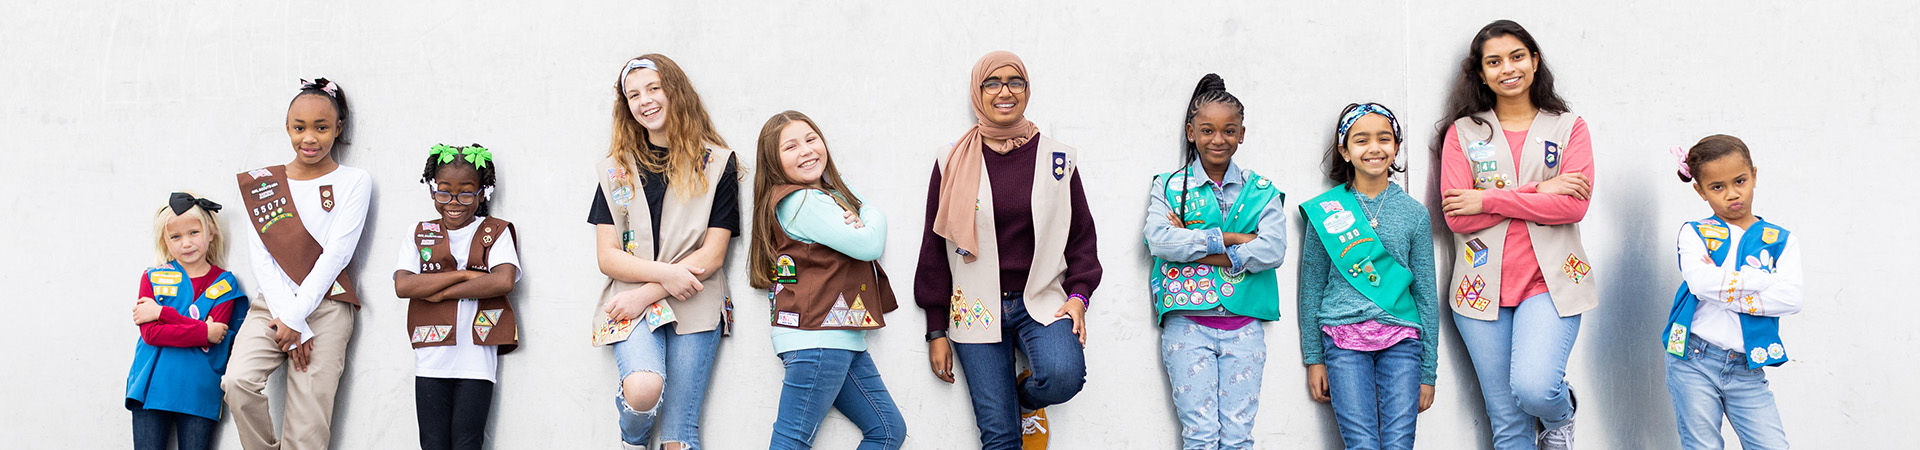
[980,78,1028,94]
[432,190,478,205]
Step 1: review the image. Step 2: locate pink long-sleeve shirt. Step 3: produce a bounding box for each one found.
[1441,118,1593,307]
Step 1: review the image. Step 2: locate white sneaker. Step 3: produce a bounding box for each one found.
[1537,390,1577,450]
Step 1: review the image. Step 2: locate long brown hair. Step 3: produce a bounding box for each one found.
[747,111,863,289]
[1430,19,1570,157]
[608,53,729,197]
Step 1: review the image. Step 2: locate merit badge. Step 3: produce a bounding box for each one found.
[420,248,433,262]
[610,185,634,207]
[1182,266,1196,278]
[1175,293,1189,306]
[411,326,431,343]
[1561,254,1591,284]
[1666,323,1688,356]
[1465,238,1489,268]
[1220,283,1234,297]
[772,255,798,284]
[1750,349,1767,365]
[1051,152,1068,180]
[1162,295,1174,308]
[319,185,335,212]
[1761,228,1780,245]
[1475,174,1511,189]
[1184,279,1198,293]
[188,304,202,320]
[205,279,232,299]
[1196,265,1211,277]
[608,167,627,181]
[1323,210,1356,234]
[1455,275,1489,311]
[1543,140,1562,169]
[1467,141,1497,161]
[1349,262,1380,287]
[1768,343,1784,360]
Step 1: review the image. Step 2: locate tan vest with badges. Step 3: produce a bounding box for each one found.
[407,217,519,353]
[939,136,1076,344]
[1448,111,1596,320]
[593,149,734,337]
[235,165,359,306]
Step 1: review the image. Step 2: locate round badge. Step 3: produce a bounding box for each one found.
[1175,294,1189,306]
[1162,295,1174,308]
[1196,266,1211,277]
[1200,279,1214,291]
[1206,292,1220,304]
[1767,344,1784,359]
[1168,280,1182,293]
[1221,283,1235,297]
[1182,266,1196,278]
[1750,349,1767,365]
[1165,267,1181,279]
[1185,279,1197,293]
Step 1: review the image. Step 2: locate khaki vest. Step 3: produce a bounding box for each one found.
[938,136,1077,344]
[1448,111,1596,320]
[406,217,519,353]
[592,149,735,338]
[764,185,899,330]
[235,165,358,306]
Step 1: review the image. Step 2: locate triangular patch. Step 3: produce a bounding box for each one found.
[474,325,493,341]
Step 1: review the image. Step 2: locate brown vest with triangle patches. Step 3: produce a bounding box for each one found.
[235,165,359,306]
[763,185,898,331]
[1448,111,1597,321]
[406,217,519,353]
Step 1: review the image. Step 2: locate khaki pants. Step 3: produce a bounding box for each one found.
[221,299,356,450]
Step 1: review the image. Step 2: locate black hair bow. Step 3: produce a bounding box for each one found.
[169,192,223,215]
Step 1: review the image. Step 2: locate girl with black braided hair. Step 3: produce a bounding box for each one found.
[391,143,522,450]
[1140,73,1287,449]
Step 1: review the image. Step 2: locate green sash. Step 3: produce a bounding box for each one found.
[1148,167,1283,323]
[1301,185,1419,323]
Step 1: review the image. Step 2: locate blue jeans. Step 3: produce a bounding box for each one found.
[951,292,1088,450]
[769,348,907,450]
[1667,334,1788,450]
[1160,316,1267,450]
[1323,337,1422,450]
[1452,293,1580,450]
[131,407,216,450]
[612,327,722,448]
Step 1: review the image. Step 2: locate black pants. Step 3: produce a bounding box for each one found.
[416,377,494,450]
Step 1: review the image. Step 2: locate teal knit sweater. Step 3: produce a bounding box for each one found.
[1297,182,1441,385]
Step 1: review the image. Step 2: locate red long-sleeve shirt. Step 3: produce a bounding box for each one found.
[1440,119,1593,307]
[136,266,235,347]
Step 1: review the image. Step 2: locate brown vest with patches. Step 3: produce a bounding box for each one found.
[764,185,897,331]
[235,165,359,306]
[1448,111,1597,321]
[406,217,519,354]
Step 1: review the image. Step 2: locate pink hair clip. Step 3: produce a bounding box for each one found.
[1669,146,1691,179]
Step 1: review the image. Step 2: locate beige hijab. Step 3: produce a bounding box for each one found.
[933,51,1040,262]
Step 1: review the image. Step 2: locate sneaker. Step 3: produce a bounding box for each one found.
[1020,408,1050,449]
[1537,390,1578,450]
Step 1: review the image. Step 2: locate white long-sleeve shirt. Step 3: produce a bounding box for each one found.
[245,165,372,345]
[1675,220,1803,351]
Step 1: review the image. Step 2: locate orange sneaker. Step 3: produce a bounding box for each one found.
[1020,408,1049,449]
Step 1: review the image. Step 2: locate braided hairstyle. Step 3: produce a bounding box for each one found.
[419,143,500,217]
[291,77,352,147]
[1171,73,1245,223]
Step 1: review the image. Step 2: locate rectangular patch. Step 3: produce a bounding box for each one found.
[319,185,336,212]
[1543,140,1562,169]
[1473,160,1498,173]
[1761,228,1779,244]
[776,311,800,327]
[1318,200,1344,213]
[149,270,183,286]
[1051,152,1068,180]
[204,279,232,299]
[152,284,179,297]
[248,168,273,179]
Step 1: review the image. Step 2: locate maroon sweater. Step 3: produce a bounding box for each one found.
[914,134,1103,333]
[137,266,236,348]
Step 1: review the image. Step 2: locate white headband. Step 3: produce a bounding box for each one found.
[617,58,657,92]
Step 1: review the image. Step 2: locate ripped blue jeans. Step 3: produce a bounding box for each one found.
[613,327,722,448]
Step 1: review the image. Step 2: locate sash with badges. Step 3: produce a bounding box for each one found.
[1148,167,1282,323]
[235,165,359,305]
[1663,216,1791,369]
[1301,185,1420,324]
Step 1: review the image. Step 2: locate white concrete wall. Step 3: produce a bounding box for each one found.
[4,1,1914,448]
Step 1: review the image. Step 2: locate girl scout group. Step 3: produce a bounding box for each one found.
[120,19,1803,450]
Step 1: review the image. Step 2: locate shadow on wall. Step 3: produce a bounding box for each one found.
[1423,135,1496,448]
[1579,169,1678,449]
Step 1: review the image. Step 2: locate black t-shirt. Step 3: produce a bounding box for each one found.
[587,146,741,259]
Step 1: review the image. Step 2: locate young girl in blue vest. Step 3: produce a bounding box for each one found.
[1663,135,1801,450]
[1140,74,1286,450]
[224,78,372,450]
[748,111,907,450]
[591,54,741,450]
[126,193,248,450]
[1434,20,1598,450]
[392,143,522,450]
[1298,103,1439,450]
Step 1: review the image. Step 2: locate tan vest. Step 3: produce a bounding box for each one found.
[406,217,519,353]
[592,149,735,339]
[938,136,1077,344]
[235,165,359,306]
[764,185,898,331]
[1448,111,1597,320]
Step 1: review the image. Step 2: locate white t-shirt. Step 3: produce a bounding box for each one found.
[1675,221,1804,352]
[245,165,372,344]
[393,218,521,382]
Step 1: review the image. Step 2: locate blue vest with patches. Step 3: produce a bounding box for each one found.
[1663,217,1789,369]
[124,261,249,420]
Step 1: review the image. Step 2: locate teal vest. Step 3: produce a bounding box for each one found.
[1664,216,1790,369]
[1149,167,1282,323]
[124,261,249,420]
[1300,185,1420,324]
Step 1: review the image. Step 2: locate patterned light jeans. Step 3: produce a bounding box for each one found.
[1160,316,1267,450]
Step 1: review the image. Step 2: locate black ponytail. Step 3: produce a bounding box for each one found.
[1170,73,1245,225]
[292,77,352,147]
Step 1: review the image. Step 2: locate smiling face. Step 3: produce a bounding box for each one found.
[432,164,483,229]
[1341,113,1399,180]
[286,94,341,166]
[164,213,213,268]
[1186,102,1245,170]
[624,68,670,133]
[978,65,1029,126]
[776,120,829,186]
[1478,34,1538,101]
[1692,154,1759,226]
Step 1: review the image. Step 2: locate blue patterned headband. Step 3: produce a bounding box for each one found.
[616,58,657,92]
[1336,103,1402,144]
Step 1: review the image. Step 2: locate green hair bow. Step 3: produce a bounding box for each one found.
[428,144,459,164]
[461,144,493,169]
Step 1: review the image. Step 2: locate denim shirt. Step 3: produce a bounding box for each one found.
[1143,159,1289,275]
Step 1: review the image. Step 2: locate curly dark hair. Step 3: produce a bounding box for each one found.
[419,143,499,217]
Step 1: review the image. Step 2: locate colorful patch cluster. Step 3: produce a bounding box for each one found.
[474,308,502,341]
[1561,253,1590,284]
[1455,275,1488,311]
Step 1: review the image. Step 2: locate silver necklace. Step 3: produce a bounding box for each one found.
[1356,188,1382,228]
